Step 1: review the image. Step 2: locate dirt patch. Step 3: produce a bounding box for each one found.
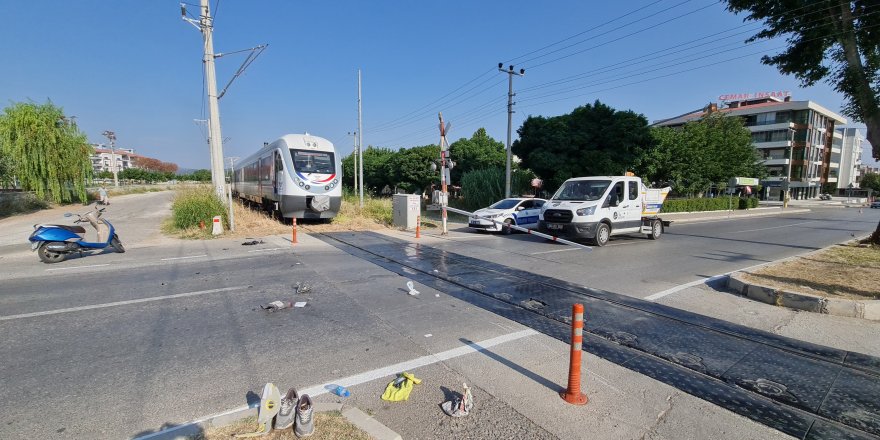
[742,244,880,300]
[192,412,370,440]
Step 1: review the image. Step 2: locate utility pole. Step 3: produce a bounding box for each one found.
[102,130,119,187]
[182,1,227,200]
[348,131,358,196]
[498,63,524,198]
[438,113,450,235]
[357,69,364,208]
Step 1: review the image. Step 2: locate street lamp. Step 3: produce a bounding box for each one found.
[102,130,119,187]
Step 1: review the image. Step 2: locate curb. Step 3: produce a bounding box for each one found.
[727,269,880,321]
[132,401,401,440]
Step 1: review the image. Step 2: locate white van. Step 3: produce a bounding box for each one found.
[538,176,670,246]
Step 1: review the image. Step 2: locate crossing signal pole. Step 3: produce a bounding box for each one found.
[498,63,524,198]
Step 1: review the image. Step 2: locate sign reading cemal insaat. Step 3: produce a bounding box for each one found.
[718,91,791,101]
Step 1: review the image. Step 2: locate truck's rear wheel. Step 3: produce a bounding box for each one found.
[648,219,662,240]
[592,223,610,247]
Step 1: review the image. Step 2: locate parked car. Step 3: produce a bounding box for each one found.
[871,200,880,209]
[468,198,546,233]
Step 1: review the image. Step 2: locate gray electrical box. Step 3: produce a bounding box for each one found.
[392,194,421,230]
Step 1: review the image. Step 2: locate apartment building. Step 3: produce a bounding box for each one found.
[90,146,139,174]
[836,127,864,190]
[653,94,847,200]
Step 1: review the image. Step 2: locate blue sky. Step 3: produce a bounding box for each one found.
[1,0,876,168]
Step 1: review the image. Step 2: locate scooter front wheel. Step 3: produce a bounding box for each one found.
[111,235,125,253]
[37,243,66,264]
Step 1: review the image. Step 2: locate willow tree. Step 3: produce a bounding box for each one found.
[0,101,93,203]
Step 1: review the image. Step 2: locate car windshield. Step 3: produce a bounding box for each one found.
[489,199,521,209]
[552,180,611,201]
[290,149,335,174]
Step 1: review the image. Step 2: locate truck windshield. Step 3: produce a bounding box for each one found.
[552,180,611,201]
[489,199,521,209]
[290,149,335,174]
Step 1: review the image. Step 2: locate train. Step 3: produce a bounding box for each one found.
[232,134,342,220]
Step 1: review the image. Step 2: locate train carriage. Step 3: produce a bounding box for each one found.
[233,134,342,219]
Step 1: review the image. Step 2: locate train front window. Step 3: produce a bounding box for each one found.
[290,149,335,174]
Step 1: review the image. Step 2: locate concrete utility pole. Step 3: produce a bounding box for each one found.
[102,130,119,187]
[438,113,450,235]
[348,131,358,196]
[182,1,227,200]
[357,69,364,208]
[499,63,524,198]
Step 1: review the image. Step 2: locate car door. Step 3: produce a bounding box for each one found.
[622,178,643,229]
[513,200,533,226]
[603,181,625,228]
[524,200,544,228]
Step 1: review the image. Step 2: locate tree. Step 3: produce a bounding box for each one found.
[448,128,506,183]
[725,0,880,160]
[861,172,880,193]
[387,144,439,193]
[637,113,766,197]
[0,101,92,203]
[341,146,396,193]
[512,100,652,190]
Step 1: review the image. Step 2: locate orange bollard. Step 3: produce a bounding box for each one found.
[199,220,206,230]
[561,303,589,405]
[416,215,421,239]
[292,218,298,245]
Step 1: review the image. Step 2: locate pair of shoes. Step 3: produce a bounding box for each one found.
[275,388,314,437]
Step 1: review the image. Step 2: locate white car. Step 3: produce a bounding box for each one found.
[468,198,546,233]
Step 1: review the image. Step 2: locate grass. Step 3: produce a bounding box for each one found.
[192,413,371,440]
[742,243,880,300]
[303,193,393,233]
[0,191,50,218]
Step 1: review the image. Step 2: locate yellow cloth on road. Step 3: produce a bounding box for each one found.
[381,372,422,401]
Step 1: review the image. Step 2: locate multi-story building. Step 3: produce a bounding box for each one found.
[653,95,847,200]
[836,127,864,190]
[90,146,139,174]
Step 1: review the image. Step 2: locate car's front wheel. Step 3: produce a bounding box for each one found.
[502,218,513,235]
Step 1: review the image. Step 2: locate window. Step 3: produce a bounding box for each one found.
[628,180,639,200]
[290,149,335,174]
[552,180,611,201]
[610,182,624,204]
[533,200,545,208]
[489,199,521,209]
[518,200,534,210]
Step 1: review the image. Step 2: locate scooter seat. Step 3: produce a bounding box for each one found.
[39,224,87,234]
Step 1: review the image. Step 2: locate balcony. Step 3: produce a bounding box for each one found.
[762,158,790,166]
[754,140,792,149]
[747,122,794,131]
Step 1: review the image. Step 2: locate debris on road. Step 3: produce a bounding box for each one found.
[441,383,473,417]
[381,372,422,402]
[406,280,420,296]
[327,384,351,398]
[241,239,264,246]
[233,383,281,438]
[294,301,307,308]
[260,301,292,312]
[295,282,312,294]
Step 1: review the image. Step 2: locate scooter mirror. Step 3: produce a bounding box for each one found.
[63,213,73,217]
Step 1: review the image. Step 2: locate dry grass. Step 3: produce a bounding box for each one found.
[743,244,880,300]
[192,412,370,440]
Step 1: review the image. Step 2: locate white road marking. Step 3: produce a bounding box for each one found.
[46,263,110,272]
[605,241,643,247]
[727,221,815,234]
[132,328,538,440]
[0,286,246,322]
[644,260,781,302]
[530,248,578,255]
[160,254,207,261]
[246,247,287,253]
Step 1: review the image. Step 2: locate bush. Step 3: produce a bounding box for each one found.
[171,187,227,230]
[661,196,758,213]
[0,191,49,218]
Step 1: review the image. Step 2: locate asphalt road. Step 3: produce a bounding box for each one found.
[1,195,878,439]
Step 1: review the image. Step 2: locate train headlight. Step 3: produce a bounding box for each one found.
[305,185,311,190]
[299,182,304,187]
[333,179,338,184]
[324,185,330,190]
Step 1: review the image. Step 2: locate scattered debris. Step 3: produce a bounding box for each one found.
[294,301,307,308]
[260,301,292,312]
[433,269,439,273]
[424,334,432,338]
[327,384,350,398]
[381,372,422,402]
[435,294,440,298]
[295,282,312,294]
[406,280,420,296]
[241,240,264,246]
[441,383,473,417]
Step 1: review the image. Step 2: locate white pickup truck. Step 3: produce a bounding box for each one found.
[538,175,671,246]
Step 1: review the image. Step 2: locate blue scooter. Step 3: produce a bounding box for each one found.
[28,205,125,263]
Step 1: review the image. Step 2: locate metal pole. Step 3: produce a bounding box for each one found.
[358,69,364,208]
[201,0,227,201]
[110,137,119,187]
[348,131,358,196]
[498,64,524,198]
[439,113,449,235]
[227,157,236,232]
